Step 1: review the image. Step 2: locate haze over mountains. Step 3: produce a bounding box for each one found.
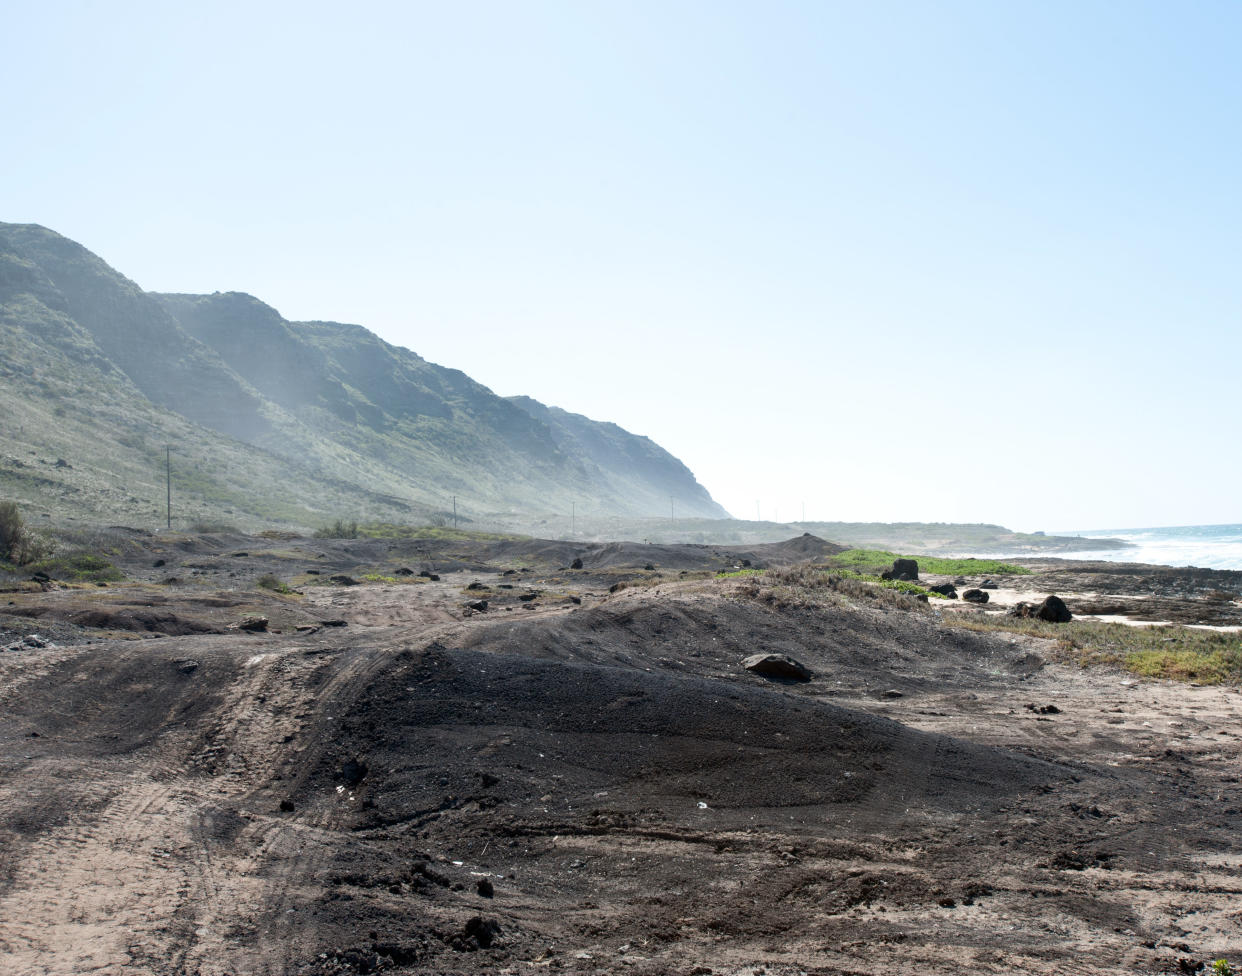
[0,222,727,529]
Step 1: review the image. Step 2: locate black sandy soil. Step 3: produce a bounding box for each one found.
[1,533,1240,975]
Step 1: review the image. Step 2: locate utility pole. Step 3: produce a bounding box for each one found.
[452,496,457,530]
[670,496,675,522]
[166,446,171,530]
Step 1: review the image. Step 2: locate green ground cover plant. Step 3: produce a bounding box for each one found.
[26,552,123,583]
[357,522,527,543]
[946,614,1242,684]
[829,549,1032,576]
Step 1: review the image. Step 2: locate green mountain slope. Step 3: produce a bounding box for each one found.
[0,223,727,528]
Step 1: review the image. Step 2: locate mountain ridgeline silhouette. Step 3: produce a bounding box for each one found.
[0,222,727,529]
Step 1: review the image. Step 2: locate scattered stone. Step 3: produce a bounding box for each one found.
[938,897,957,908]
[570,558,583,570]
[320,619,348,627]
[238,616,269,632]
[928,582,957,598]
[296,624,321,634]
[462,916,501,949]
[1027,703,1062,715]
[476,877,494,898]
[427,574,440,581]
[962,588,989,604]
[518,592,538,602]
[22,634,49,649]
[153,559,166,567]
[29,571,51,584]
[305,569,321,575]
[568,595,581,605]
[342,760,368,785]
[419,570,435,578]
[175,659,199,674]
[466,600,489,612]
[54,458,71,468]
[881,558,919,582]
[502,569,516,576]
[279,799,296,812]
[329,574,358,586]
[232,552,249,558]
[393,567,414,576]
[466,581,485,590]
[880,689,904,699]
[644,563,655,571]
[979,579,997,589]
[742,653,812,682]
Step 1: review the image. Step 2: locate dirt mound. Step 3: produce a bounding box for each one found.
[4,604,220,635]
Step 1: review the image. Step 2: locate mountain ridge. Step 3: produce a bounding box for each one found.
[0,222,728,528]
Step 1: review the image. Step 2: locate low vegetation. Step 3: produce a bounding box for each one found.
[0,500,54,566]
[355,522,527,543]
[314,519,359,540]
[829,549,1032,576]
[256,573,298,595]
[738,564,937,611]
[946,614,1242,684]
[25,552,123,583]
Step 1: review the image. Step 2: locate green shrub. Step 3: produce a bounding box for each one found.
[256,573,296,594]
[0,501,54,565]
[26,553,123,583]
[314,519,359,539]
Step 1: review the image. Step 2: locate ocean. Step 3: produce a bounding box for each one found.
[1054,523,1242,571]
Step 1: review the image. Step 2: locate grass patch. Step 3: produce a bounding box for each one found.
[829,549,1032,576]
[945,614,1242,684]
[715,568,763,579]
[357,522,528,543]
[360,572,423,584]
[27,553,124,583]
[256,573,298,595]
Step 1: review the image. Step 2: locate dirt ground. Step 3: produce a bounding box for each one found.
[1,532,1240,975]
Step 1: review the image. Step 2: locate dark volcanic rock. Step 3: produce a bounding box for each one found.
[329,574,358,586]
[742,653,812,682]
[1035,595,1072,623]
[237,616,268,632]
[962,589,989,604]
[928,582,957,598]
[466,600,489,612]
[570,557,584,570]
[881,558,919,582]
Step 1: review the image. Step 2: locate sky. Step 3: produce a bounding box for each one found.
[5,0,1241,531]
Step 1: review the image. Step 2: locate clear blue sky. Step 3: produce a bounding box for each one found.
[6,1,1240,530]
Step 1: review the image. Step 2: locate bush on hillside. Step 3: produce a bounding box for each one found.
[0,501,54,565]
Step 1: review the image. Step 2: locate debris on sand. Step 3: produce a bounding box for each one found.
[742,652,812,681]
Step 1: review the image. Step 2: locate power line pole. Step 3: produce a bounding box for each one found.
[670,496,675,522]
[452,496,457,530]
[166,446,171,530]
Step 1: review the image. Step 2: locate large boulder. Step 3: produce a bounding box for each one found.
[742,653,812,682]
[962,588,989,604]
[1035,595,1072,623]
[928,582,957,598]
[881,558,919,582]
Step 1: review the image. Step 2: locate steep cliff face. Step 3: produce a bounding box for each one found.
[507,396,729,518]
[0,222,729,524]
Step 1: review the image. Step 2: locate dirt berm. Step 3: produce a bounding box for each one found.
[0,550,1238,974]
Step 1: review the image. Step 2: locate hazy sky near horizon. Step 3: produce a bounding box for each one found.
[5,1,1241,531]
